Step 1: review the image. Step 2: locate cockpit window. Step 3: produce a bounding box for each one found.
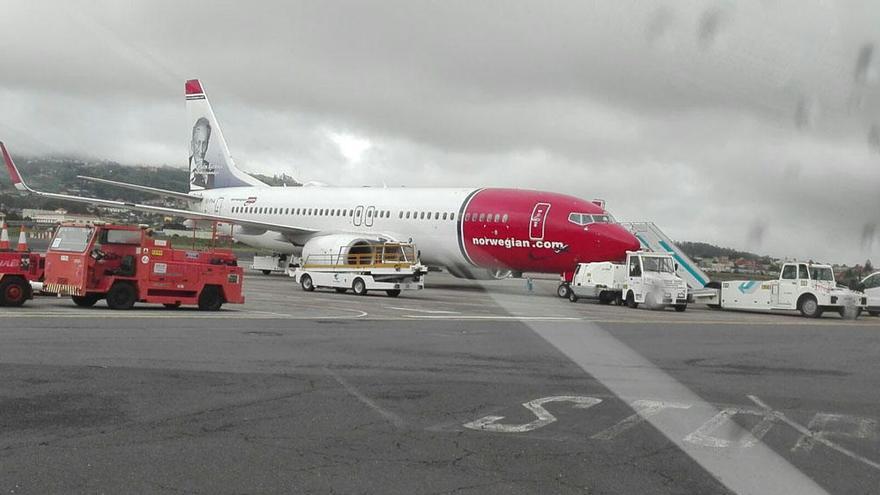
[568,212,615,226]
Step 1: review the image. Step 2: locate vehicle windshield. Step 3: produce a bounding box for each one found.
[49,226,93,252]
[641,256,675,273]
[811,266,834,282]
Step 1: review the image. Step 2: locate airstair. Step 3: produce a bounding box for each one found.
[620,222,710,289]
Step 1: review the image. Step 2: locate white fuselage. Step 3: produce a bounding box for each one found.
[195,186,476,268]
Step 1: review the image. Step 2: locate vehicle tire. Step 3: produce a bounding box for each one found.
[598,291,612,305]
[352,278,368,296]
[869,310,880,317]
[198,285,223,311]
[335,288,348,294]
[798,295,821,318]
[625,291,638,309]
[557,283,570,299]
[674,304,687,312]
[386,289,401,297]
[0,277,30,307]
[705,281,722,310]
[568,291,578,303]
[300,274,315,292]
[72,294,101,307]
[261,269,272,275]
[163,302,181,309]
[106,282,137,310]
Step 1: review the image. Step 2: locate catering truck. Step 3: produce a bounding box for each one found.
[290,238,426,297]
[567,251,689,311]
[42,223,245,310]
[699,262,867,318]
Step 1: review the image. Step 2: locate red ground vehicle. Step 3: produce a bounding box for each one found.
[0,251,44,306]
[43,223,244,310]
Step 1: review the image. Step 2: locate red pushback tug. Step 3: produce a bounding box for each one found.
[43,223,244,310]
[0,223,44,306]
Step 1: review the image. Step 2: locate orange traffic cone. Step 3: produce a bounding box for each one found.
[16,225,28,252]
[0,222,9,251]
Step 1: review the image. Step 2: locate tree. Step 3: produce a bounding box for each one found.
[866,259,874,274]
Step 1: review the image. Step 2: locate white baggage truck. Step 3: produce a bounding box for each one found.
[251,254,289,275]
[699,262,867,318]
[568,251,689,311]
[290,240,426,297]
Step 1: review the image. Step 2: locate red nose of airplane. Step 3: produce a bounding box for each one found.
[589,223,641,262]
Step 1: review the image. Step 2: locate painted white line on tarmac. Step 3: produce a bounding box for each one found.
[385,306,460,314]
[326,368,405,428]
[403,315,580,321]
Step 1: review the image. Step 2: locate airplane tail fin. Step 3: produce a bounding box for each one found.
[185,79,265,192]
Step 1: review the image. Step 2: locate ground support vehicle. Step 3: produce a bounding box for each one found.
[0,251,44,306]
[290,241,426,297]
[251,254,289,275]
[42,223,244,310]
[698,262,866,318]
[568,251,689,311]
[556,221,708,299]
[859,271,880,316]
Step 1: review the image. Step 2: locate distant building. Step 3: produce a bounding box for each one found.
[21,208,102,226]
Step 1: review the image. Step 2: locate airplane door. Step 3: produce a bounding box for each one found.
[353,206,364,226]
[365,206,376,227]
[214,197,224,214]
[529,203,551,240]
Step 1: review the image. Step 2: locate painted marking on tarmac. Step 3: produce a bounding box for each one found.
[591,400,691,440]
[792,413,878,454]
[463,396,602,433]
[748,395,880,471]
[326,368,405,428]
[404,315,581,321]
[683,406,778,448]
[385,306,461,314]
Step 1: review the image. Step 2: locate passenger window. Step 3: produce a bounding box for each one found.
[502,214,508,223]
[479,213,486,222]
[406,212,411,219]
[493,214,500,222]
[781,265,797,280]
[465,213,470,221]
[798,264,810,280]
[420,212,425,220]
[442,212,448,220]
[450,213,455,221]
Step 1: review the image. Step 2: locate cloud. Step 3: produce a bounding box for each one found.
[0,0,878,264]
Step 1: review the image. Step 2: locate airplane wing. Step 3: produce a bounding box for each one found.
[1,142,319,240]
[76,175,200,202]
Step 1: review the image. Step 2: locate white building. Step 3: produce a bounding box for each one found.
[21,208,102,226]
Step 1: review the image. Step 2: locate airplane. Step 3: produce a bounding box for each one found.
[1,79,640,282]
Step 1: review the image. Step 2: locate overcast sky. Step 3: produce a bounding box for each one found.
[0,0,878,264]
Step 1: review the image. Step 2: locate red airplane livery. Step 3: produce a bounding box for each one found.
[1,79,639,279]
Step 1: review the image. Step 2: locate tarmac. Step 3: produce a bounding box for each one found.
[0,268,878,494]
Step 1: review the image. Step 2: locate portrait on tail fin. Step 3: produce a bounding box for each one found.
[189,117,215,189]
